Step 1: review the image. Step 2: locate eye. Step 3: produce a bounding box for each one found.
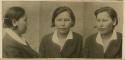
[24,18,27,22]
[103,19,108,22]
[57,19,62,21]
[97,19,101,22]
[64,18,70,21]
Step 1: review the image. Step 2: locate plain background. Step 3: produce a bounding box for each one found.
[2,1,123,53]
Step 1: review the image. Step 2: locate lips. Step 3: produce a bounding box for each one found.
[59,28,66,30]
[98,28,105,31]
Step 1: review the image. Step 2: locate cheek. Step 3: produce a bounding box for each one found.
[96,22,100,26]
[18,22,26,29]
[95,21,101,26]
[66,21,72,26]
[54,21,60,27]
[105,21,113,28]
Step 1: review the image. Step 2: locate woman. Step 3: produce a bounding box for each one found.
[3,7,39,58]
[84,7,122,58]
[39,6,83,58]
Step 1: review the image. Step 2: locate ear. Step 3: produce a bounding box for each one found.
[113,18,117,26]
[70,22,74,27]
[12,19,17,27]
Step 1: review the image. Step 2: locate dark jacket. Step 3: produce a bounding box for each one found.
[84,32,122,58]
[3,34,40,58]
[39,32,83,58]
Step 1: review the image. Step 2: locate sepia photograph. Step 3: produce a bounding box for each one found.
[83,2,123,58]
[2,1,123,59]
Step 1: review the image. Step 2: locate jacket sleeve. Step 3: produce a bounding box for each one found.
[79,36,84,58]
[3,46,22,58]
[39,36,46,58]
[82,36,90,58]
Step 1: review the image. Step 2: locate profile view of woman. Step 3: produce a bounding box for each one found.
[84,7,122,58]
[39,6,83,58]
[3,7,39,58]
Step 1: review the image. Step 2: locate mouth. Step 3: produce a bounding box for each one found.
[98,28,105,31]
[59,28,67,30]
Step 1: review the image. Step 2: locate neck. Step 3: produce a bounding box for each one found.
[57,31,68,40]
[13,29,22,37]
[101,31,113,40]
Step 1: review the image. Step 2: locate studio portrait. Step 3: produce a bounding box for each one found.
[2,1,40,58]
[83,2,123,58]
[2,1,123,59]
[2,1,85,58]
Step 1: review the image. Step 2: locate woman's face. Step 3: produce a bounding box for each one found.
[55,11,72,34]
[96,12,115,35]
[15,15,27,34]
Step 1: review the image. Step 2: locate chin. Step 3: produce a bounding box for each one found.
[21,29,27,34]
[59,31,68,34]
[20,31,26,34]
[100,31,109,35]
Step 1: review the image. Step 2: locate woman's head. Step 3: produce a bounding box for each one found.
[52,6,75,34]
[4,7,27,34]
[94,7,118,35]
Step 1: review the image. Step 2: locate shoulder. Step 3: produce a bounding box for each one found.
[85,33,97,44]
[3,34,16,47]
[3,34,27,50]
[86,33,97,40]
[72,32,83,38]
[72,32,83,42]
[40,33,53,43]
[42,33,53,39]
[3,34,22,57]
[117,32,122,38]
[116,32,122,42]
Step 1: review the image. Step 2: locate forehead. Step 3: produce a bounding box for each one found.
[18,15,27,21]
[97,11,110,18]
[56,11,70,18]
[21,14,27,18]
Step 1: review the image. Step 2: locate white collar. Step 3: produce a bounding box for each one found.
[96,30,117,52]
[4,28,27,45]
[52,30,73,49]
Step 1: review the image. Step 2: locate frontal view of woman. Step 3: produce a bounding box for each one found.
[39,6,83,58]
[3,7,39,58]
[85,7,122,58]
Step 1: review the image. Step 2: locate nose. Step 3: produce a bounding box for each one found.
[25,18,28,25]
[26,22,29,25]
[25,20,28,25]
[24,22,28,28]
[99,21,104,27]
[61,20,65,26]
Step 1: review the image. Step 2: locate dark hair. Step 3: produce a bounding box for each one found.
[95,7,118,27]
[52,6,75,27]
[4,7,25,28]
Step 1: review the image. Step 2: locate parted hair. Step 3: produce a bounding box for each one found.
[52,6,75,27]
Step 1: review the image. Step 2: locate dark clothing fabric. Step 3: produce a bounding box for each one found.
[3,34,40,58]
[39,32,83,58]
[84,32,122,58]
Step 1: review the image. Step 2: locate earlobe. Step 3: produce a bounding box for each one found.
[12,19,17,27]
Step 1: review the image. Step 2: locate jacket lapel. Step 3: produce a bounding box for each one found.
[104,33,122,58]
[60,33,76,57]
[91,34,104,58]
